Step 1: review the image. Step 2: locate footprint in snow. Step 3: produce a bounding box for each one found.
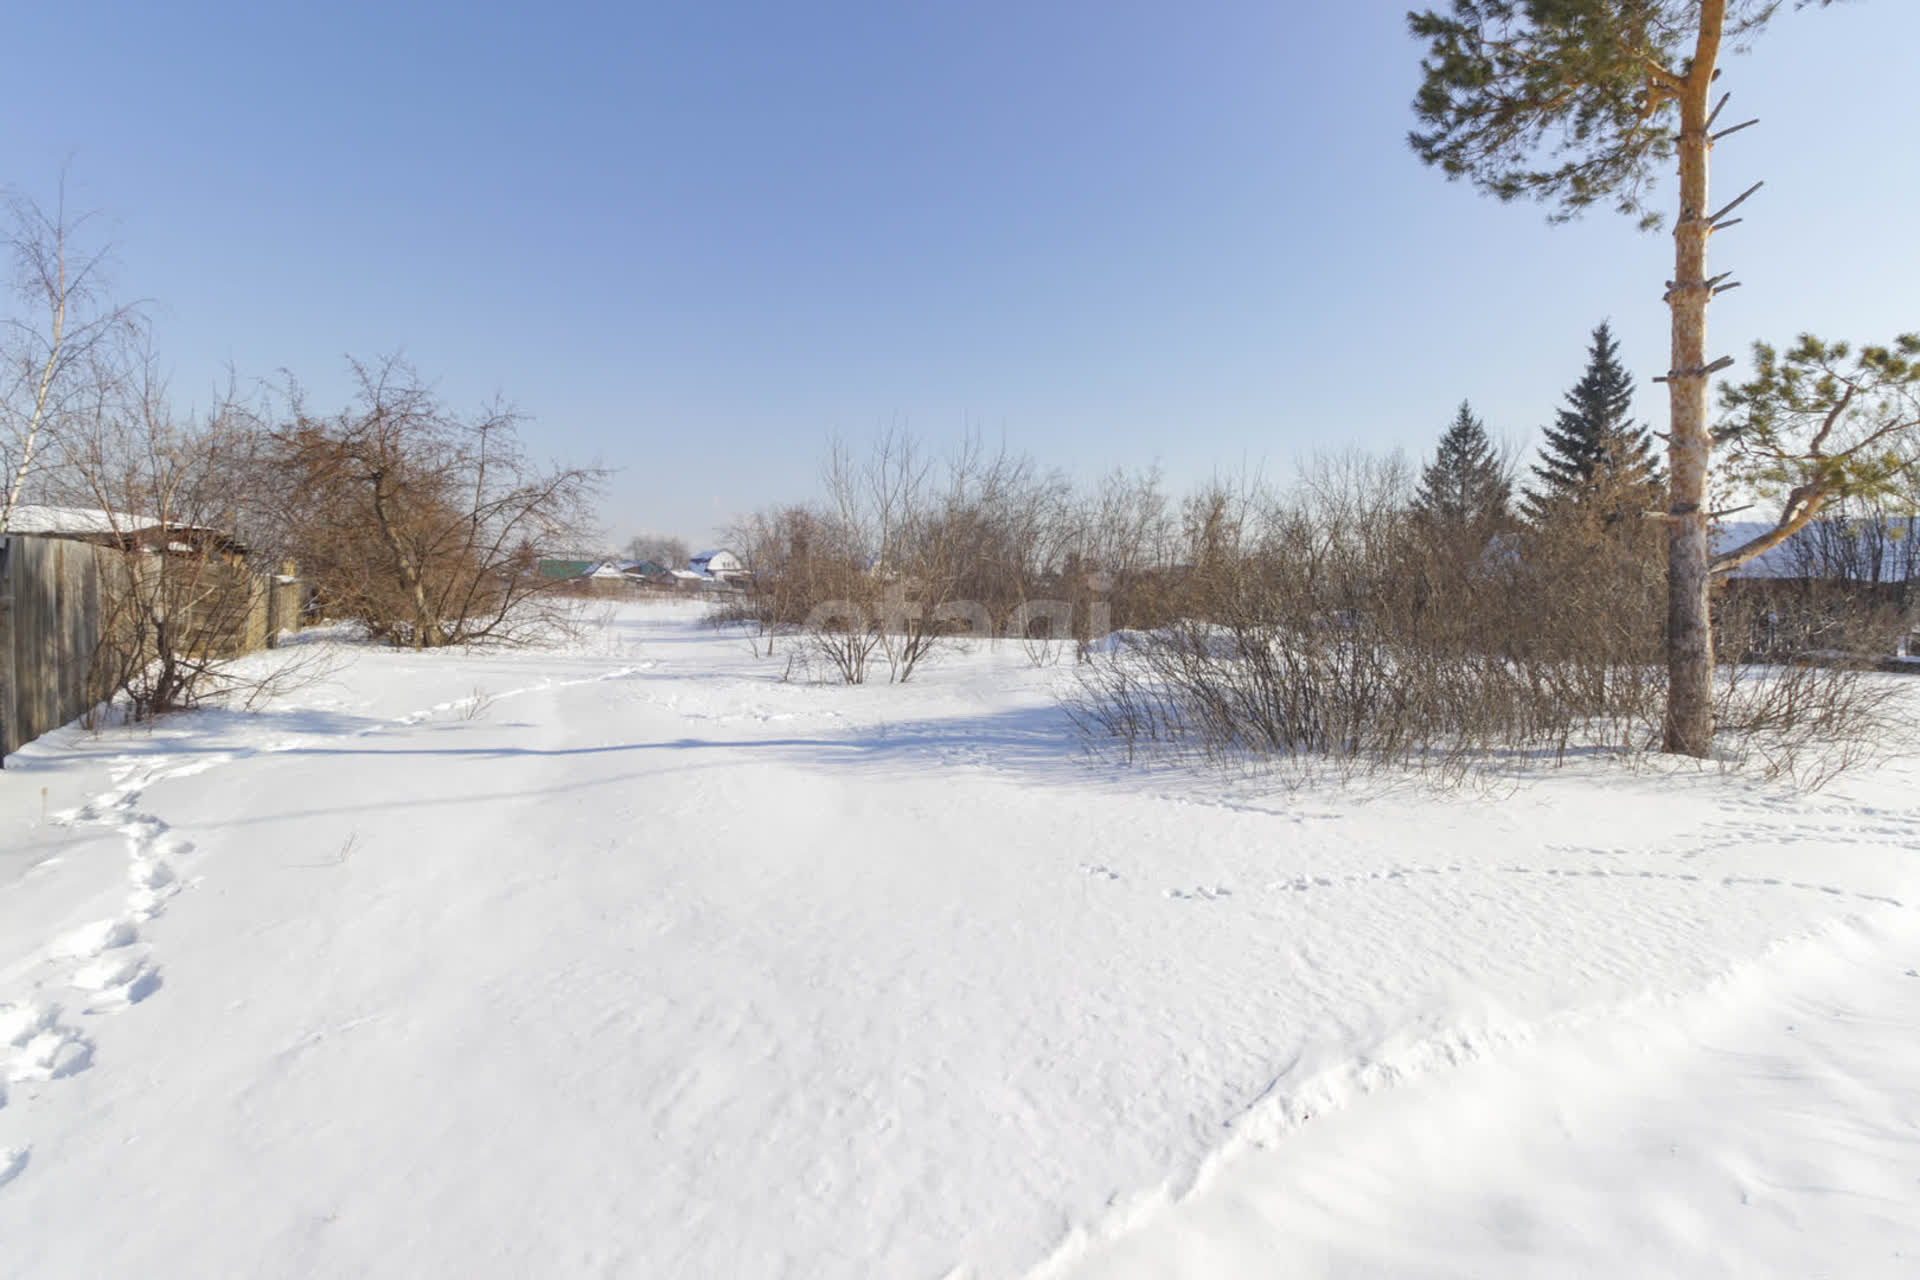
[70,952,161,1006]
[6,1024,93,1082]
[49,918,138,960]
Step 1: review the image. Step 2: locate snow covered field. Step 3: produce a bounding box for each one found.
[2,601,1917,1278]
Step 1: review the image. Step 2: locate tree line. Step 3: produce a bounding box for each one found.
[713,312,1916,784]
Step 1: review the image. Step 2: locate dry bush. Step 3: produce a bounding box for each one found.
[1067,466,1180,640]
[1715,578,1910,664]
[727,430,1904,789]
[52,362,323,720]
[1711,658,1913,788]
[269,356,602,648]
[722,431,1078,683]
[1070,453,1669,785]
[1071,448,1905,788]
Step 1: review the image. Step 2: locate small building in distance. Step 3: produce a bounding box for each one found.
[689,549,746,580]
[618,560,672,583]
[537,558,597,581]
[1713,516,1919,661]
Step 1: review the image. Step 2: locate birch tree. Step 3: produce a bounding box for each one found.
[1406,0,1841,756]
[1,192,141,530]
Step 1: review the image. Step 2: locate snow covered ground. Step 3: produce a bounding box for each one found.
[2,601,1917,1278]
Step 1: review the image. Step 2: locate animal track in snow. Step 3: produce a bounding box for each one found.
[1166,885,1234,901]
[1242,861,1907,911]
[1066,846,1908,914]
[383,664,656,728]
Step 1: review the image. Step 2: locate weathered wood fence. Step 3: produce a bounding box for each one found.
[0,535,300,761]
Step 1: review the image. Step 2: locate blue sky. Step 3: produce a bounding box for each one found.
[7,1,1916,548]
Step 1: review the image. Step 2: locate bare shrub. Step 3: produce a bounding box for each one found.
[1070,445,1904,789]
[622,532,688,571]
[53,360,324,720]
[724,431,1075,683]
[269,356,602,648]
[1068,452,1675,785]
[1713,659,1913,788]
[727,428,1902,790]
[715,504,830,658]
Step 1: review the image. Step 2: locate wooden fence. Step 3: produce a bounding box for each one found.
[0,535,298,761]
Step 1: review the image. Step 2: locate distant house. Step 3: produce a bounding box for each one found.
[1713,517,1918,659]
[1714,517,1919,586]
[689,549,746,580]
[537,558,597,580]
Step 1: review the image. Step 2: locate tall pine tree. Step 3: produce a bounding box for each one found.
[1407,1,1849,755]
[1523,321,1661,524]
[1413,400,1509,535]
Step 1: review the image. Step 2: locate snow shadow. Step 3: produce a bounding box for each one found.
[160,701,1096,778]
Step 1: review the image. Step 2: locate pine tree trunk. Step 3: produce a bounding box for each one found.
[1661,2,1726,758]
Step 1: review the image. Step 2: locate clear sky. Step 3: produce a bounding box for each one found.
[6,1,1916,549]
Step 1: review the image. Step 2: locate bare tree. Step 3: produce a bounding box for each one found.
[49,355,311,719]
[0,189,142,529]
[623,532,688,569]
[271,355,603,648]
[716,504,825,658]
[722,432,1077,682]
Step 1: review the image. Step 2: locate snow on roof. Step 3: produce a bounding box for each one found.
[669,568,712,581]
[1714,517,1916,579]
[3,504,161,537]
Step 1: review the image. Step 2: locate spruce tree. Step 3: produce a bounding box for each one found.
[1523,321,1660,524]
[1413,400,1509,535]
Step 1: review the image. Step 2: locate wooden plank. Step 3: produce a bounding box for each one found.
[1,537,290,760]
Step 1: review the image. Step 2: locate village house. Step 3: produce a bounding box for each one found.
[688,549,746,580]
